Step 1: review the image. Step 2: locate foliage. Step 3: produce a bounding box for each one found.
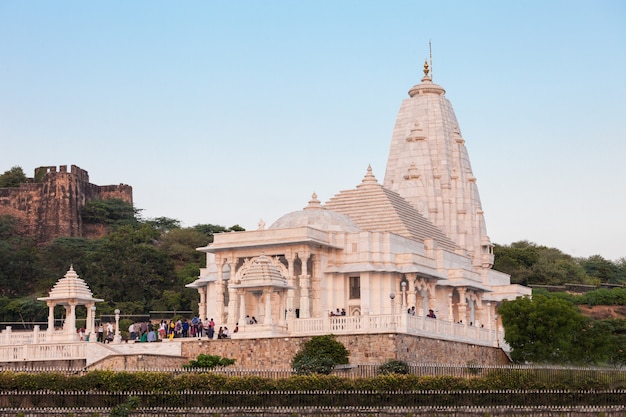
[291,334,349,375]
[499,292,621,365]
[183,354,236,369]
[0,368,624,393]
[378,359,409,375]
[192,223,245,243]
[291,355,335,375]
[81,199,139,227]
[0,166,28,188]
[581,255,626,285]
[109,395,139,417]
[0,219,40,297]
[494,241,626,286]
[145,217,181,232]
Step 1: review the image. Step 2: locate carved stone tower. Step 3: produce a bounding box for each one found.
[383,62,494,270]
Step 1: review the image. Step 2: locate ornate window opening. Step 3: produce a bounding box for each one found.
[349,276,360,300]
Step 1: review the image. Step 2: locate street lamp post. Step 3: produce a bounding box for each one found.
[389,292,396,329]
[114,309,121,343]
[494,314,499,347]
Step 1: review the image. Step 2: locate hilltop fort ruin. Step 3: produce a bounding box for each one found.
[0,165,132,243]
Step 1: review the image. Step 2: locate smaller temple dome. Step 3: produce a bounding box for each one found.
[41,265,100,302]
[269,193,361,232]
[238,255,289,288]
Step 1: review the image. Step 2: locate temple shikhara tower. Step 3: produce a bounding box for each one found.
[188,62,530,346]
[383,61,494,273]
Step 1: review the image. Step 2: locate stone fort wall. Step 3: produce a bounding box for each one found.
[0,165,132,243]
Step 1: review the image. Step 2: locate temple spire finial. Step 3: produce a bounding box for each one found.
[429,39,433,81]
[423,59,429,77]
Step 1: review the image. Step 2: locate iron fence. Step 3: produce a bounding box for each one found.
[2,363,626,385]
[0,389,625,409]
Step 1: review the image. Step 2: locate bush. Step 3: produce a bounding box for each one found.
[291,334,349,375]
[292,355,335,375]
[183,354,236,369]
[378,359,409,375]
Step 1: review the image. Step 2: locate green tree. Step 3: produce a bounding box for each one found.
[494,241,589,286]
[145,217,181,232]
[183,354,236,369]
[0,234,40,297]
[0,166,28,187]
[580,255,626,285]
[378,359,410,374]
[291,334,349,374]
[499,293,610,364]
[81,199,139,228]
[193,223,245,243]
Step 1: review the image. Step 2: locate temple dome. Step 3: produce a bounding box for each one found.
[45,266,97,301]
[38,265,103,304]
[269,193,361,232]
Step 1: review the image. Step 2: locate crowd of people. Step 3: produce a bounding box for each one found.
[121,317,243,342]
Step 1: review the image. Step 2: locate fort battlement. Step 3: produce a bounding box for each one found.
[0,165,133,243]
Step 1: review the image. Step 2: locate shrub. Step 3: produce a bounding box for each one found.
[291,334,349,375]
[378,359,409,375]
[183,354,236,369]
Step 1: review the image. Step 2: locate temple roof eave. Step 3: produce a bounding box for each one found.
[436,278,493,293]
[37,296,104,304]
[229,283,294,290]
[185,275,217,288]
[324,263,446,281]
[197,227,345,253]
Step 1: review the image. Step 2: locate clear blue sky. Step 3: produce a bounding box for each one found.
[1,1,625,261]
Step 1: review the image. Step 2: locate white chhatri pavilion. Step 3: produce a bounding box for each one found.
[37,265,103,342]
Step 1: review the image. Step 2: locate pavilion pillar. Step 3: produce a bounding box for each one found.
[46,302,55,333]
[263,290,273,325]
[457,287,468,324]
[238,290,246,324]
[298,252,310,318]
[198,287,207,322]
[227,286,238,324]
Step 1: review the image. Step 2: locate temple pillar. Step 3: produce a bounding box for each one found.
[215,261,225,324]
[457,287,467,324]
[198,287,207,321]
[263,289,273,325]
[299,276,310,318]
[407,274,417,310]
[298,251,311,318]
[286,254,296,319]
[227,286,238,324]
[46,302,55,333]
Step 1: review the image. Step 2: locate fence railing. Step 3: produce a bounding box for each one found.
[2,363,625,386]
[290,314,502,348]
[0,389,625,409]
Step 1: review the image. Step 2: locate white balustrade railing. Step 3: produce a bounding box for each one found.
[0,314,505,361]
[0,342,86,363]
[289,313,501,348]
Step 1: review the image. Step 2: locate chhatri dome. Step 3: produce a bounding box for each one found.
[269,193,361,233]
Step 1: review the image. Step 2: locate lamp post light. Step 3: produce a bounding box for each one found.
[389,292,396,329]
[114,309,121,343]
[493,314,499,347]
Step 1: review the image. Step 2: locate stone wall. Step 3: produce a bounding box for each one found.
[180,333,509,369]
[0,165,132,243]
